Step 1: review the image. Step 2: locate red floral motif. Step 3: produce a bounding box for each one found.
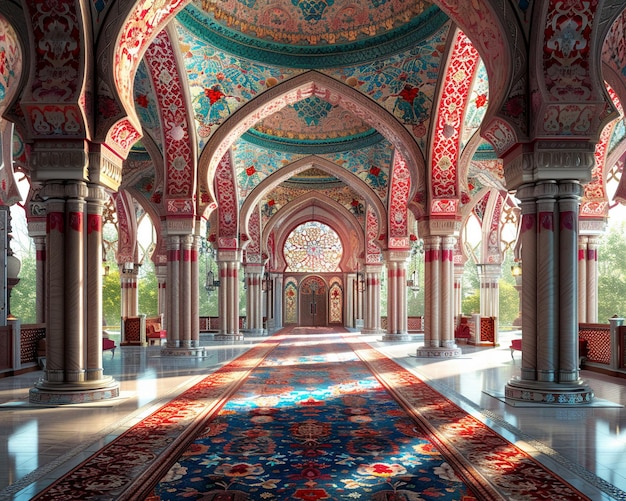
[399,84,419,104]
[475,93,487,108]
[136,94,149,108]
[246,165,256,176]
[293,489,331,500]
[205,85,225,104]
[370,166,381,177]
[268,199,275,206]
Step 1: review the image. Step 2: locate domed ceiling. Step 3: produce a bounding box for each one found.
[131,0,458,236]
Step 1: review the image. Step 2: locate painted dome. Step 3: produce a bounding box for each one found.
[181,0,447,68]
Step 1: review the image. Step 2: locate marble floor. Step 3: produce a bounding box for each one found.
[0,329,625,501]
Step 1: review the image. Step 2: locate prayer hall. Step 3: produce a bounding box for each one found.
[0,1,626,500]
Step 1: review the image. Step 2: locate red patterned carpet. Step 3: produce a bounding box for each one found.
[33,327,590,501]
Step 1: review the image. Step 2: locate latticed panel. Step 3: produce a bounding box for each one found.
[408,316,422,331]
[579,326,611,365]
[124,318,142,343]
[480,317,495,343]
[20,325,46,364]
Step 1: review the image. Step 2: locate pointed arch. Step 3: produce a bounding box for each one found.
[142,26,197,209]
[239,155,387,239]
[199,70,425,211]
[427,29,481,204]
[214,151,239,250]
[266,192,364,273]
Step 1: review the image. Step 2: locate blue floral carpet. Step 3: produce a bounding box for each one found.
[148,328,588,501]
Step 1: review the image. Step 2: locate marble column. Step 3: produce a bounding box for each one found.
[161,234,204,356]
[505,181,593,404]
[30,181,118,404]
[216,250,243,340]
[165,235,180,345]
[382,250,410,341]
[33,235,47,324]
[362,266,382,334]
[245,265,265,335]
[85,185,107,381]
[577,230,603,324]
[416,234,461,357]
[273,273,283,330]
[120,265,139,318]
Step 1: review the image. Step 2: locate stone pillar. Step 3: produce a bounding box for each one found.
[417,234,461,358]
[191,236,200,347]
[181,235,193,348]
[245,265,264,335]
[30,181,118,404]
[274,273,283,330]
[585,236,599,323]
[363,266,382,334]
[478,264,501,318]
[216,250,243,340]
[85,185,107,381]
[155,264,167,323]
[33,235,47,324]
[453,262,464,327]
[120,265,139,318]
[382,250,410,341]
[441,236,456,348]
[345,273,355,328]
[161,234,204,356]
[577,235,588,323]
[166,235,180,345]
[505,181,593,404]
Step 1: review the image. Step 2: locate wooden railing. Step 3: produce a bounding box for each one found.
[0,323,46,377]
[578,321,626,375]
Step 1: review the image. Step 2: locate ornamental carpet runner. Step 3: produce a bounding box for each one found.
[34,327,590,501]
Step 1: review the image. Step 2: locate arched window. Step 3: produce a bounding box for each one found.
[284,221,342,272]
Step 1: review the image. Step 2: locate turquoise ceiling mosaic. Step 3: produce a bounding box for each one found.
[180,0,447,68]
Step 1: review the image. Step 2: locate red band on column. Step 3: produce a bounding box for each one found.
[47,212,64,234]
[521,213,535,233]
[36,250,46,261]
[87,214,102,234]
[69,212,83,232]
[538,212,554,232]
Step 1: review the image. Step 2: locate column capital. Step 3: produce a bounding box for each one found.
[503,140,596,191]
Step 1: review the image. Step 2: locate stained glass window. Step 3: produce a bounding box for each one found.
[284,277,298,324]
[284,221,342,272]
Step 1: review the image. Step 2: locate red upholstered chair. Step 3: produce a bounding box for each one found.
[146,317,167,346]
[102,337,116,358]
[509,338,522,359]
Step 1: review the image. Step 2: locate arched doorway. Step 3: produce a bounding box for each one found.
[299,276,327,326]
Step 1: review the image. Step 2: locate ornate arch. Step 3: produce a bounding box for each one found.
[198,70,425,212]
[266,192,364,273]
[142,26,197,213]
[426,29,481,210]
[433,0,523,154]
[239,155,387,239]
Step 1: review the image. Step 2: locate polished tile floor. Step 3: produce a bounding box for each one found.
[0,330,625,501]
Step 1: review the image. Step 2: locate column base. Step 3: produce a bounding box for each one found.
[243,328,268,336]
[213,333,245,341]
[29,376,120,405]
[160,346,206,357]
[361,328,382,335]
[505,377,594,404]
[381,332,417,342]
[415,346,462,358]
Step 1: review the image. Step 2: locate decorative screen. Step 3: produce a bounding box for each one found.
[284,221,342,272]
